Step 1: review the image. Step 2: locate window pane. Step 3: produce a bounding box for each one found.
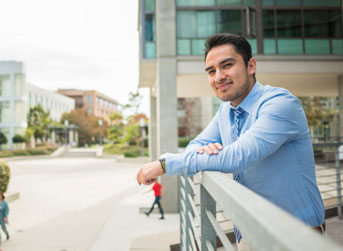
[176,0,215,6]
[263,10,275,37]
[144,0,155,11]
[278,39,303,54]
[15,101,26,123]
[264,39,277,54]
[304,10,342,38]
[332,39,343,54]
[14,73,25,97]
[145,42,156,58]
[247,38,257,54]
[305,39,330,54]
[0,75,11,97]
[262,0,274,6]
[177,11,215,38]
[177,11,196,38]
[242,0,255,7]
[197,11,216,37]
[191,39,206,55]
[217,10,242,34]
[217,0,241,5]
[0,102,10,123]
[277,10,302,37]
[178,39,191,55]
[303,0,340,6]
[276,0,301,6]
[145,14,155,41]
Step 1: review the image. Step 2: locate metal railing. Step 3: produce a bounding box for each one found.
[313,142,343,219]
[179,171,342,251]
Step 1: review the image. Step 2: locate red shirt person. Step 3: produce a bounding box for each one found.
[145,180,164,219]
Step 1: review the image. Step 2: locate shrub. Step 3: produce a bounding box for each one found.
[27,148,49,155]
[178,137,193,148]
[0,162,10,193]
[12,134,26,143]
[123,148,141,158]
[0,151,14,158]
[13,150,29,156]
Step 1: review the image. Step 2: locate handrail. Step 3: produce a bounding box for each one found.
[179,171,343,251]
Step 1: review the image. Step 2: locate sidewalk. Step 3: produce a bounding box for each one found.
[89,184,180,251]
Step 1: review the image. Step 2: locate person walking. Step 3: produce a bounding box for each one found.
[0,193,9,243]
[145,180,164,220]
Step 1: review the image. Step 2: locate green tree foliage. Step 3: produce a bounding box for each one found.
[299,97,338,133]
[123,113,148,146]
[0,162,10,193]
[61,110,107,146]
[107,112,124,143]
[12,134,26,143]
[27,105,52,141]
[0,132,7,147]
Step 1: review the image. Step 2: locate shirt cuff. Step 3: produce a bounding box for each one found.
[165,153,186,175]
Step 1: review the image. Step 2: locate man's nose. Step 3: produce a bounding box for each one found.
[215,69,225,83]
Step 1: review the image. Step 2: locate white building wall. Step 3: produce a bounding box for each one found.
[27,84,75,121]
[0,60,75,150]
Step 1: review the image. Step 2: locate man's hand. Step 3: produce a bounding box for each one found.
[137,160,164,185]
[197,143,223,155]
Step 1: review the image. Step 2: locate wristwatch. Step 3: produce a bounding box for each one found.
[158,158,166,173]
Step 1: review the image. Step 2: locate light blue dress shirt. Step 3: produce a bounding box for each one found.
[165,81,325,227]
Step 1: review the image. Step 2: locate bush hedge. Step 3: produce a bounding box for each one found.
[12,135,26,143]
[178,137,193,148]
[0,162,10,193]
[0,146,58,158]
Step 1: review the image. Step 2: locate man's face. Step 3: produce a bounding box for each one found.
[205,44,256,106]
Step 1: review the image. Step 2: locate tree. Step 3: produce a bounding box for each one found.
[27,105,52,141]
[299,97,337,137]
[107,112,124,143]
[61,110,107,146]
[0,132,7,150]
[121,91,143,115]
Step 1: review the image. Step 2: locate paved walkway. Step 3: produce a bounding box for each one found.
[1,157,179,251]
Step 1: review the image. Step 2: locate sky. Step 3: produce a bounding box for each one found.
[0,0,150,116]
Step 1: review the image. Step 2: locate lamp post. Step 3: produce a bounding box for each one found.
[140,118,145,157]
[98,119,103,146]
[64,120,69,145]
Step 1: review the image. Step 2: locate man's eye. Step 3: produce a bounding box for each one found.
[208,70,215,75]
[223,63,232,68]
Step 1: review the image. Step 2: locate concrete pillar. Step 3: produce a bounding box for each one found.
[75,131,79,146]
[338,75,343,139]
[51,130,56,145]
[156,0,179,213]
[149,93,158,161]
[69,130,73,146]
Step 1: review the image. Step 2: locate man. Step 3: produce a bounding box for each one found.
[144,180,164,220]
[136,33,325,249]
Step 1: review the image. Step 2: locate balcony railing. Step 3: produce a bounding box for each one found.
[179,169,342,251]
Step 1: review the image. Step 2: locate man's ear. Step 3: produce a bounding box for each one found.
[248,58,256,75]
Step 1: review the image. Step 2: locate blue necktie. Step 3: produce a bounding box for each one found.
[232,107,243,243]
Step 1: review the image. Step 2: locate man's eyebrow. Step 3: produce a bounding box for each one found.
[205,57,236,72]
[219,57,236,65]
[205,66,214,72]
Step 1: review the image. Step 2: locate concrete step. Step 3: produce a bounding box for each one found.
[63,152,97,157]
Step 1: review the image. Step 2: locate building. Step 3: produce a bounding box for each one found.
[137,0,343,212]
[57,89,119,123]
[0,61,75,149]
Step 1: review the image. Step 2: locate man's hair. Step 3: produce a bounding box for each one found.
[204,33,252,67]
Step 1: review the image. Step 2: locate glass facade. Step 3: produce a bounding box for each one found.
[143,0,156,58]
[175,0,342,55]
[14,73,25,97]
[141,0,342,57]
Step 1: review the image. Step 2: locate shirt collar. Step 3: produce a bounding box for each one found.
[229,81,263,114]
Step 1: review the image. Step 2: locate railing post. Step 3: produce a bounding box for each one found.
[201,184,216,251]
[179,175,186,251]
[335,146,342,219]
[184,176,194,250]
